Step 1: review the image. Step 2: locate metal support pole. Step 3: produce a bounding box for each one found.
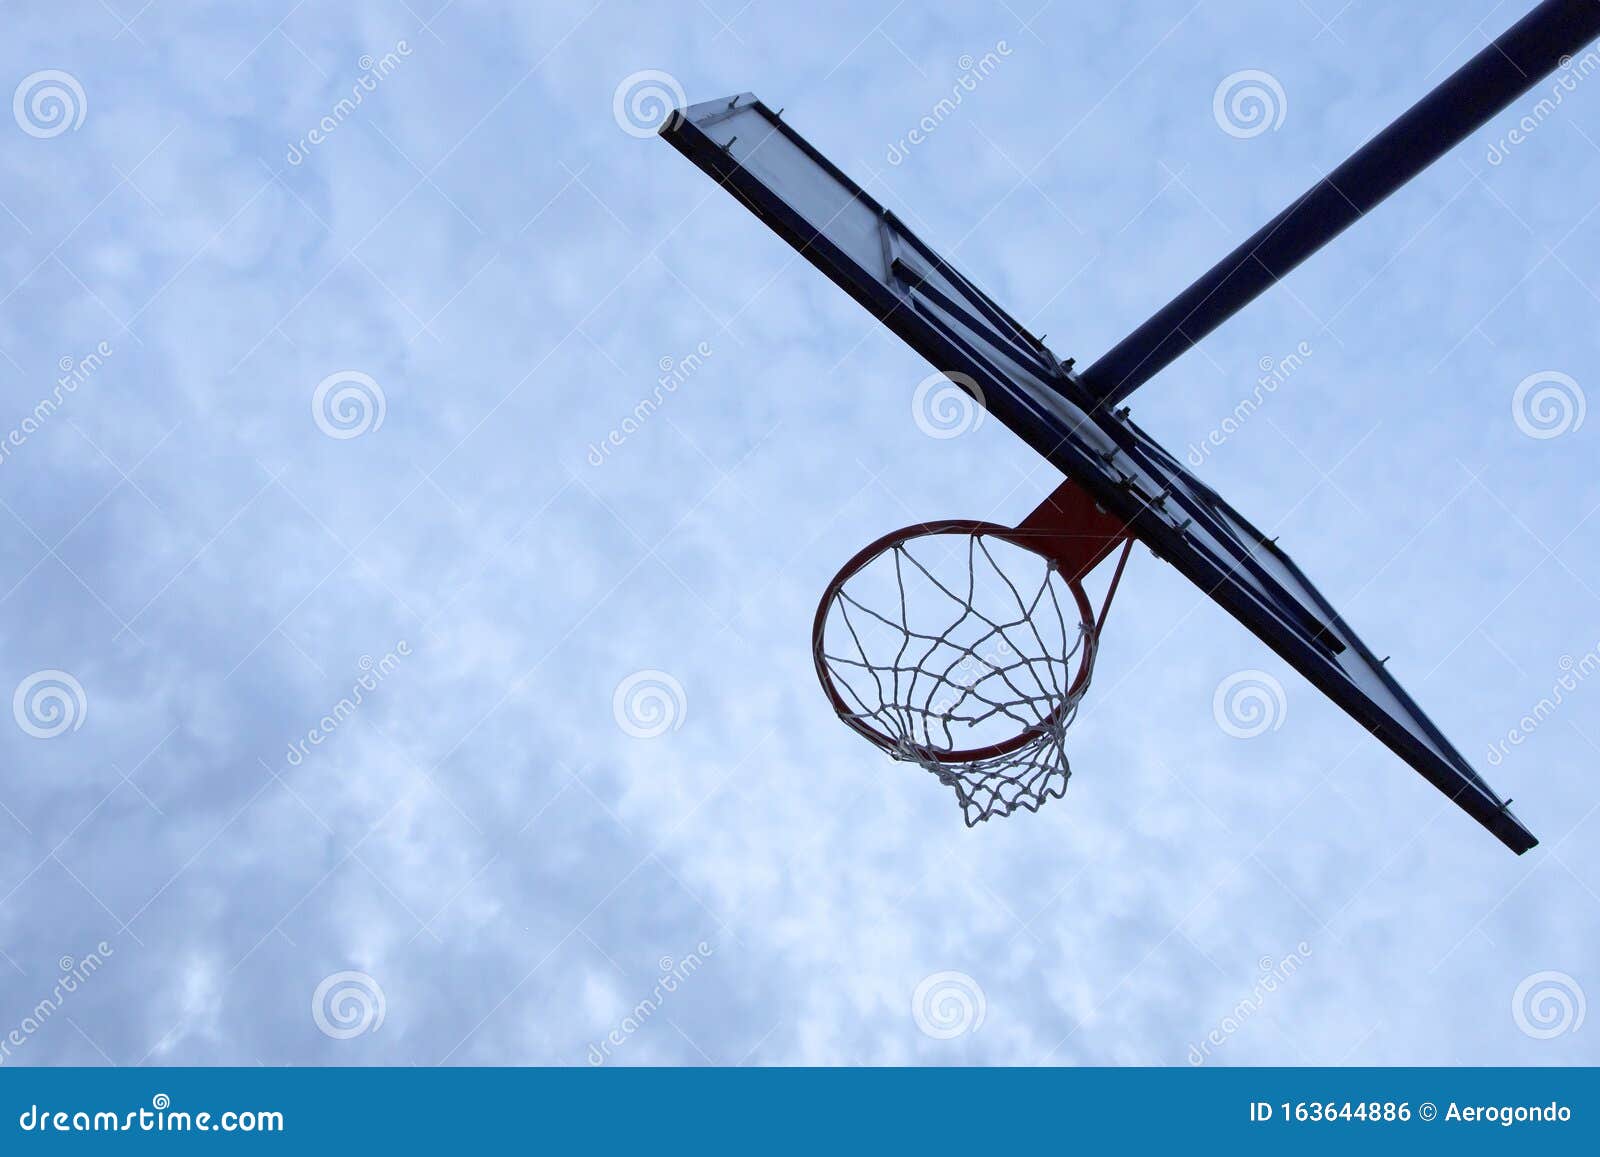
[1078,0,1600,407]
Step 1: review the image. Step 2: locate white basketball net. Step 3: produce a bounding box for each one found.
[817,530,1097,824]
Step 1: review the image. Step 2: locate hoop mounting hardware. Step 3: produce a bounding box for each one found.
[813,481,1131,823]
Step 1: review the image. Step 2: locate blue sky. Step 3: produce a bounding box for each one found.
[0,0,1595,1065]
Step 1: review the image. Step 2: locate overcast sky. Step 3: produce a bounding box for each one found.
[1,0,1595,1066]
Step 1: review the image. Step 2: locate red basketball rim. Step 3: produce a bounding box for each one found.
[811,520,1097,764]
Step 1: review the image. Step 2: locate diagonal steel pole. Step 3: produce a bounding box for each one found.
[1078,0,1600,407]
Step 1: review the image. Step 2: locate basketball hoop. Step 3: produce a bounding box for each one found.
[668,68,1556,851]
[812,481,1131,824]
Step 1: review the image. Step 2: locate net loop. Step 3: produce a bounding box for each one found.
[813,521,1103,825]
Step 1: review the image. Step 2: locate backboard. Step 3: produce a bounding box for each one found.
[661,93,1536,854]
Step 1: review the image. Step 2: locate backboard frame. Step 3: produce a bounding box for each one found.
[661,94,1536,854]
